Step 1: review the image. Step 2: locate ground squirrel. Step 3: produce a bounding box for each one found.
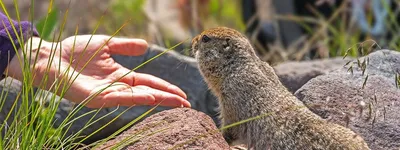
[192,27,370,150]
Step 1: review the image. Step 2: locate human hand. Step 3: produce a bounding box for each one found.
[7,35,191,108]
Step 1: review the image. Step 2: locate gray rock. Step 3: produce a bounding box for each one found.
[295,50,400,150]
[0,78,22,133]
[274,57,352,93]
[96,108,229,150]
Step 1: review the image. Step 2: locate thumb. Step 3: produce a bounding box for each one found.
[103,35,148,56]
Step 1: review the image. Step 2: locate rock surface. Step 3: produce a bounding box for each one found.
[96,108,229,150]
[295,50,400,150]
[274,57,351,93]
[0,78,23,133]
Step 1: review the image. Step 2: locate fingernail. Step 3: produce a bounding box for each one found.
[169,85,187,99]
[185,101,191,108]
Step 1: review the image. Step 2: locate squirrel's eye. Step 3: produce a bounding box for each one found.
[201,35,211,43]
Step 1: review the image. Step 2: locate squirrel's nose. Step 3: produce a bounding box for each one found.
[191,36,201,54]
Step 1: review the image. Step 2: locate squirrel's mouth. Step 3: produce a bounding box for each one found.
[191,47,200,58]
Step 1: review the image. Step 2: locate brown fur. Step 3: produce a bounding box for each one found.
[192,27,370,150]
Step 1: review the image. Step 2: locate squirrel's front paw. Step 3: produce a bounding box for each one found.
[222,129,237,145]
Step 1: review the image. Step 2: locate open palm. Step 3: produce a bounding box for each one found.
[11,35,190,108]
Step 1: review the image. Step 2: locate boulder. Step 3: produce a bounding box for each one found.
[295,50,400,150]
[96,108,229,150]
[0,78,23,132]
[274,57,351,93]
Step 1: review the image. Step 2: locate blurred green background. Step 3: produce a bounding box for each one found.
[4,0,400,64]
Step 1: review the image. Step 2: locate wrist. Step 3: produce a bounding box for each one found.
[7,37,55,86]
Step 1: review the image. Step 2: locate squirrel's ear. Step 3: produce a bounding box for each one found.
[223,38,230,50]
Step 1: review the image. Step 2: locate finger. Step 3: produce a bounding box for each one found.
[151,87,192,108]
[95,85,156,108]
[99,85,190,108]
[133,73,187,99]
[105,36,148,56]
[115,67,136,86]
[113,67,187,100]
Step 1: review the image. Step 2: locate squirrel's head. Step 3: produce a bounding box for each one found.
[191,27,257,78]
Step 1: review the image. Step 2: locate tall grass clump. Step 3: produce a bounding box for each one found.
[0,0,185,149]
